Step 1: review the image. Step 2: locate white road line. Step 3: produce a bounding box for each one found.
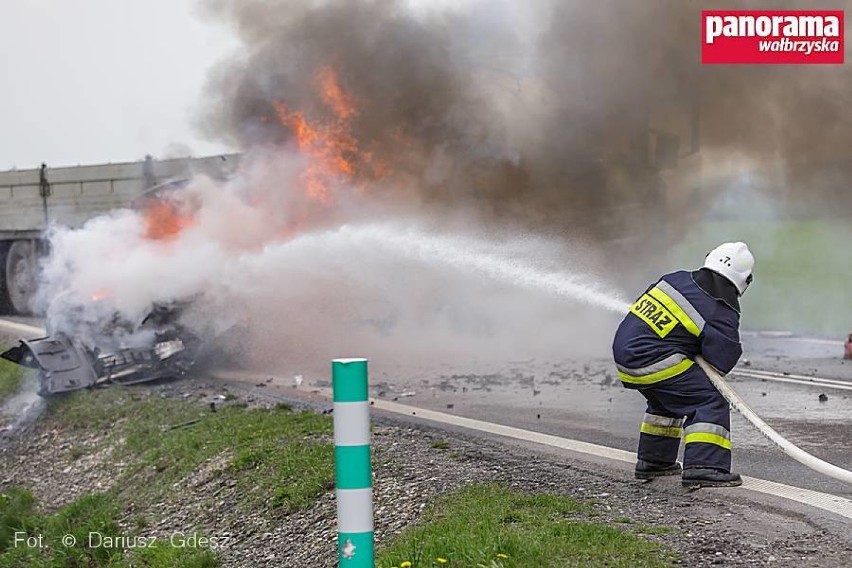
[742,476,852,519]
[374,396,636,462]
[783,337,845,347]
[0,320,45,338]
[734,371,852,392]
[744,331,845,347]
[365,397,852,521]
[737,367,852,387]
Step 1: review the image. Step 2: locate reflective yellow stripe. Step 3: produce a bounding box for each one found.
[684,432,732,450]
[629,294,678,338]
[640,423,683,438]
[618,358,694,385]
[648,286,701,336]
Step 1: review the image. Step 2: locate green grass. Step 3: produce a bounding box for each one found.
[21,391,679,567]
[0,390,336,566]
[0,487,217,567]
[671,218,852,336]
[51,389,334,513]
[0,356,22,405]
[377,484,676,568]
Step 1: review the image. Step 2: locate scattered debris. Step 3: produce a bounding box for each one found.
[294,375,304,387]
[818,393,829,403]
[164,418,202,432]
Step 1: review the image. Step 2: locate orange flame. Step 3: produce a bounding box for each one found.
[274,65,387,204]
[90,289,111,302]
[143,199,194,241]
[316,65,356,121]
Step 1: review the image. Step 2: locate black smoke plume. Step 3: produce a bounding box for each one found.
[200,0,852,245]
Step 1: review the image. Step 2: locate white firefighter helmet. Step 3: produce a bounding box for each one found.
[703,242,755,295]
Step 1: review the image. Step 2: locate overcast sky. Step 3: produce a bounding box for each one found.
[0,0,237,170]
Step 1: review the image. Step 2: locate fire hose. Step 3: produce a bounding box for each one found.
[696,356,852,485]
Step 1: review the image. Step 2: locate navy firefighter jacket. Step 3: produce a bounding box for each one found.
[612,269,742,389]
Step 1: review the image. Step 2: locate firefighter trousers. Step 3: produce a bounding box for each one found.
[636,366,732,472]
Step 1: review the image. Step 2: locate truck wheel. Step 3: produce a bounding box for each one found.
[4,240,39,315]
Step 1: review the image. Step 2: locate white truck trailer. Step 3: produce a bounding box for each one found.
[0,154,237,314]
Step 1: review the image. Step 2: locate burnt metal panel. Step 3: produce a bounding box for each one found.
[2,336,98,395]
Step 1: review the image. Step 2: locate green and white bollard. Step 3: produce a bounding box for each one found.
[333,358,374,567]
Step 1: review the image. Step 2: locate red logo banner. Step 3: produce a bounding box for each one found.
[702,10,844,64]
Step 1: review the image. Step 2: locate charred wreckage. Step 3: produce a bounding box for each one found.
[0,179,219,398]
[1,302,201,397]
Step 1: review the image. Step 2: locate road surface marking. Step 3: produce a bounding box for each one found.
[365,397,852,521]
[737,367,852,386]
[734,370,852,392]
[0,320,45,337]
[783,337,844,347]
[743,331,844,347]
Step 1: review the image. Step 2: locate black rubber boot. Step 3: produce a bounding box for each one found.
[682,468,743,488]
[635,460,683,480]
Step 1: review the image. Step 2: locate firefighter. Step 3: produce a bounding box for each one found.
[613,242,754,488]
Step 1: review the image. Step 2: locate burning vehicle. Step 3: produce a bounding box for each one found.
[1,300,201,397]
[0,178,222,398]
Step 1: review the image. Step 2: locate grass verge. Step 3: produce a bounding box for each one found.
[0,355,22,406]
[377,484,676,568]
[12,389,676,566]
[0,487,217,567]
[0,388,335,566]
[52,388,334,513]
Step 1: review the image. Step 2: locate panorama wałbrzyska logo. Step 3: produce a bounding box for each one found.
[702,10,844,64]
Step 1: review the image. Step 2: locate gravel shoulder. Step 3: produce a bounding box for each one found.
[1,377,851,567]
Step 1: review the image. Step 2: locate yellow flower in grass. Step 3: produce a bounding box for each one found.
[437,559,448,564]
[401,562,412,568]
[497,553,509,559]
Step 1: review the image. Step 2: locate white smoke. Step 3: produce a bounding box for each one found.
[1,371,46,436]
[35,148,628,374]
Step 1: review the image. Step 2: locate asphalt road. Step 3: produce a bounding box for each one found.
[360,331,852,498]
[2,317,850,499]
